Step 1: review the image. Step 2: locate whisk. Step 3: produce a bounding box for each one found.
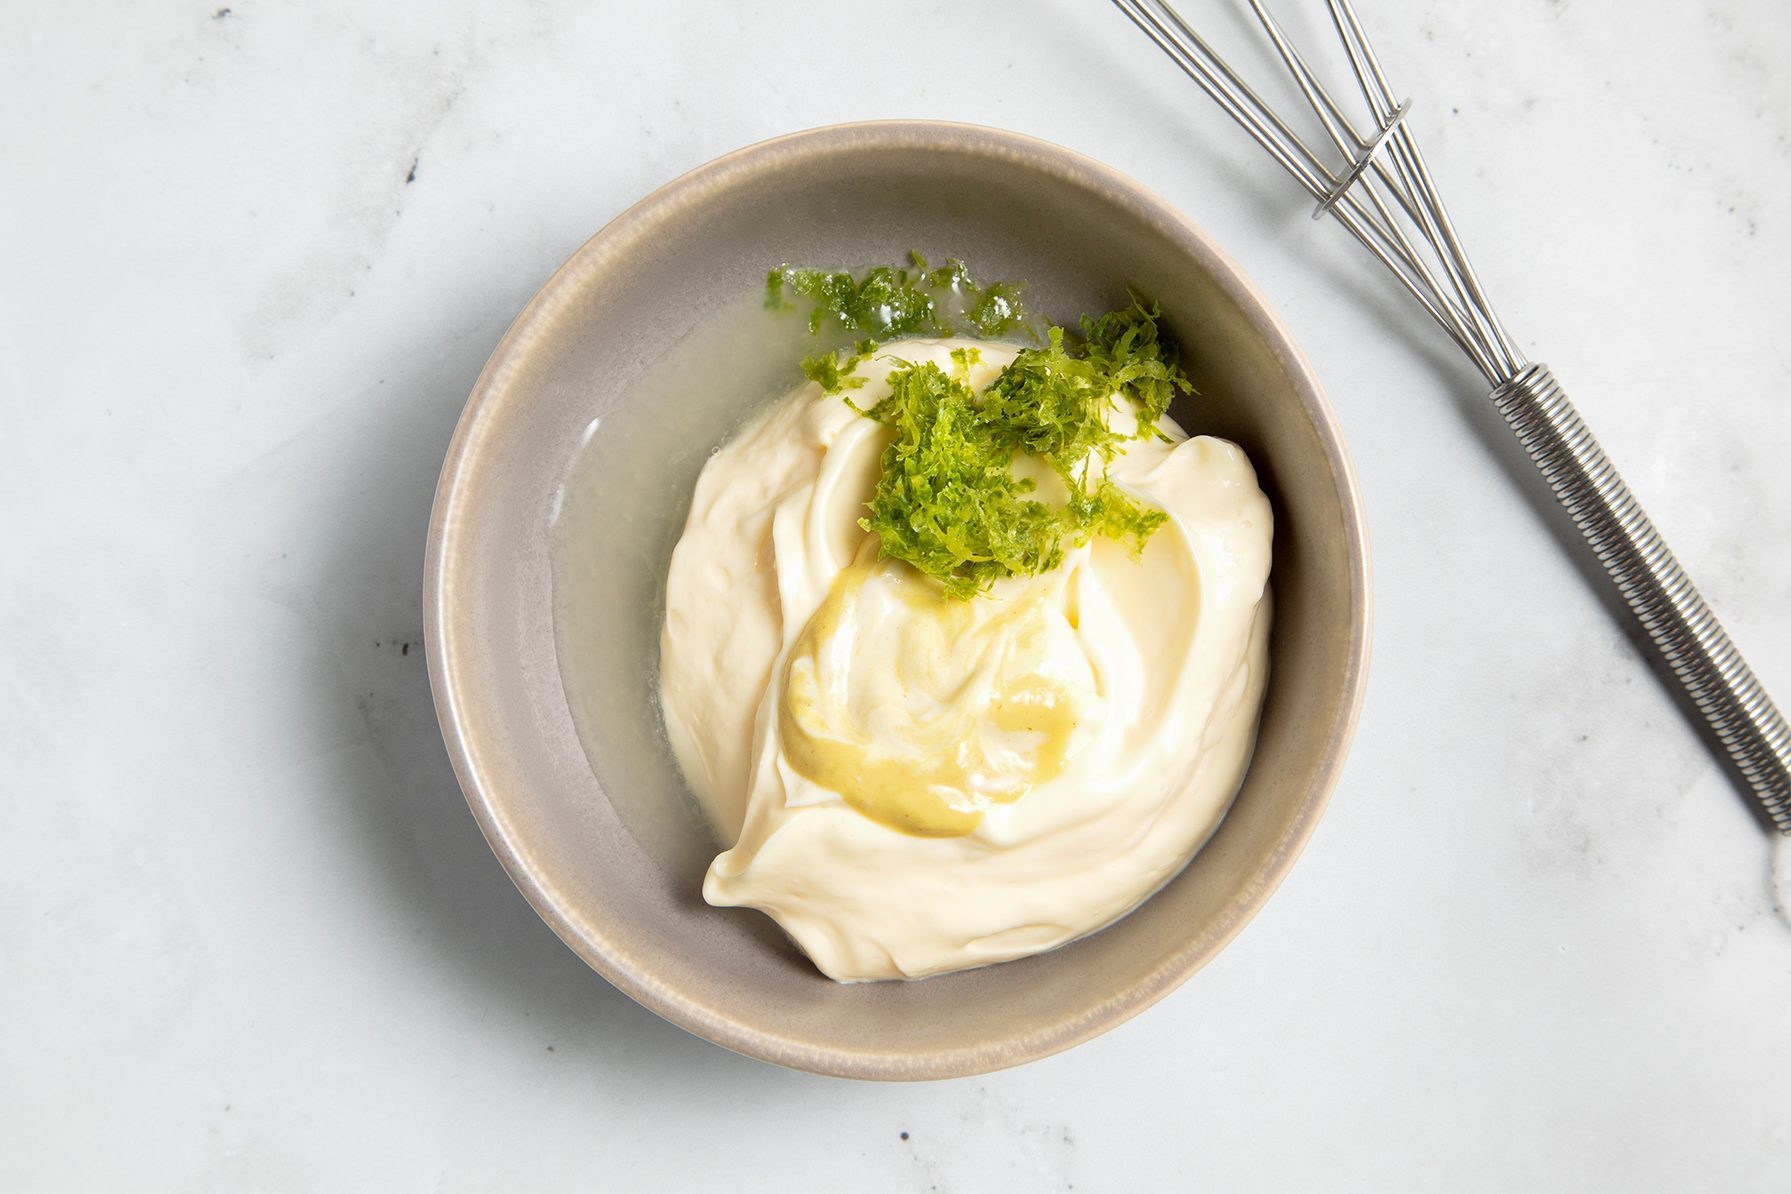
[1112,0,1791,834]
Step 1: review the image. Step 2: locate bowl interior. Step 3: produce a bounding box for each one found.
[427,122,1368,1080]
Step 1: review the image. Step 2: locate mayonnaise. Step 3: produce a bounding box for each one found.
[660,339,1273,981]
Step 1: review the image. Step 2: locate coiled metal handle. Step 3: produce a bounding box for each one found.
[1491,364,1791,833]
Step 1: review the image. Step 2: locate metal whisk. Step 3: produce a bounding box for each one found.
[1113,0,1791,834]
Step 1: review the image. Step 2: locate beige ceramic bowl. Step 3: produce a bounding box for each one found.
[425,121,1370,1080]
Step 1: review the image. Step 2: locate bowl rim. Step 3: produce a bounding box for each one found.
[424,119,1372,1081]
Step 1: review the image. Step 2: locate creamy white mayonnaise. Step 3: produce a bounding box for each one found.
[659,339,1273,981]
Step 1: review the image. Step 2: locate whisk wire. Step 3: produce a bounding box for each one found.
[1114,0,1791,833]
[1237,0,1482,354]
[1322,0,1526,374]
[1117,1,1327,193]
[1113,0,1508,379]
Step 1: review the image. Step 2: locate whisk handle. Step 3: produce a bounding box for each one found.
[1490,364,1791,833]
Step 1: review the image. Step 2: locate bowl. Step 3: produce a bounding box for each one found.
[424,121,1370,1080]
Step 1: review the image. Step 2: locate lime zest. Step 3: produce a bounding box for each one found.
[854,300,1189,599]
[776,259,1195,598]
[767,252,1032,341]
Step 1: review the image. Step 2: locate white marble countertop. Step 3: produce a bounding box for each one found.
[5,1,1789,1189]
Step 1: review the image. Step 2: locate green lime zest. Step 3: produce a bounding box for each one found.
[851,362,1063,599]
[948,345,982,382]
[767,252,1032,340]
[801,338,879,394]
[850,298,1189,599]
[774,258,1195,598]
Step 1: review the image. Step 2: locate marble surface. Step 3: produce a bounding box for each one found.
[4,1,1789,1189]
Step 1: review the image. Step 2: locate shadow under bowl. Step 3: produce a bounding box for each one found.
[425,120,1371,1081]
